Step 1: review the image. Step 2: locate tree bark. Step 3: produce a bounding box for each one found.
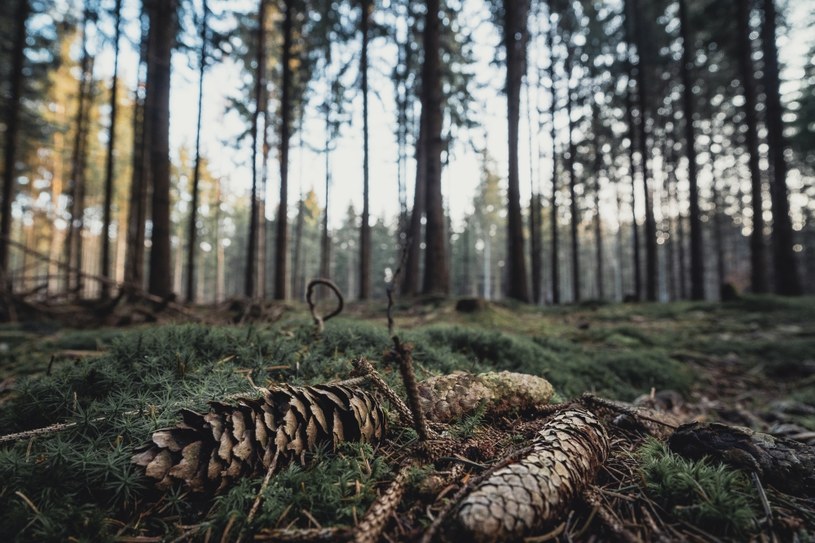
[420,0,448,295]
[101,0,123,299]
[146,0,176,300]
[274,0,293,300]
[0,0,30,290]
[678,0,704,300]
[504,0,530,302]
[246,0,265,299]
[735,0,767,294]
[124,7,150,291]
[64,5,93,294]
[630,0,658,301]
[760,0,801,295]
[565,47,579,303]
[186,0,208,302]
[547,4,559,305]
[623,14,641,301]
[359,0,372,299]
[592,103,604,300]
[527,83,542,305]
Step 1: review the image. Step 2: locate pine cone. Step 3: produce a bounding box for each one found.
[417,371,554,423]
[132,384,385,492]
[452,408,609,542]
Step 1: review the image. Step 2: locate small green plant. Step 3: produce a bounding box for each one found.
[639,439,759,537]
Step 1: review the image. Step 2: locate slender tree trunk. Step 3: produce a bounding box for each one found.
[186,0,208,302]
[629,0,658,301]
[547,4,559,304]
[359,0,372,299]
[275,0,293,300]
[420,0,448,295]
[215,179,224,302]
[673,146,688,299]
[101,0,122,298]
[321,134,331,280]
[564,48,579,303]
[146,0,175,299]
[504,0,530,302]
[678,0,704,300]
[760,0,800,295]
[292,195,304,297]
[125,8,150,291]
[246,0,265,298]
[0,0,30,290]
[403,129,425,296]
[527,82,542,305]
[623,44,641,300]
[735,0,767,294]
[592,104,604,300]
[65,6,93,294]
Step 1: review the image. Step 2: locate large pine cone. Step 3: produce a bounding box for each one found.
[132,384,385,492]
[452,408,609,542]
[417,371,554,423]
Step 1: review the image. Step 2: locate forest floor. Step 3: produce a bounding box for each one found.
[0,295,814,541]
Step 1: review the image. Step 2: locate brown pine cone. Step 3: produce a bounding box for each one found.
[132,384,385,492]
[452,408,609,542]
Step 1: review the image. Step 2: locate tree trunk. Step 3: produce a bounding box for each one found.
[321,89,332,281]
[527,82,542,305]
[565,48,579,303]
[420,0,448,295]
[679,0,704,300]
[359,0,372,299]
[592,104,604,300]
[623,28,641,301]
[124,7,150,291]
[0,0,30,290]
[64,6,93,294]
[146,0,175,300]
[215,179,224,302]
[735,0,767,294]
[402,130,425,296]
[504,0,530,302]
[292,195,304,297]
[630,0,658,301]
[275,0,293,300]
[548,4,559,305]
[246,0,265,299]
[186,0,208,302]
[101,0,123,299]
[760,0,801,295]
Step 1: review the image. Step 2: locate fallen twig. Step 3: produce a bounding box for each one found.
[306,278,344,333]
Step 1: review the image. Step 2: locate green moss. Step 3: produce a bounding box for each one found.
[639,439,759,537]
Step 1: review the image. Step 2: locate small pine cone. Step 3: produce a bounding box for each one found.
[132,384,385,492]
[417,371,554,423]
[452,408,609,542]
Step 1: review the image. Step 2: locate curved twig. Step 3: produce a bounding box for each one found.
[306,279,344,333]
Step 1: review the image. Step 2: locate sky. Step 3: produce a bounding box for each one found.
[89,0,813,233]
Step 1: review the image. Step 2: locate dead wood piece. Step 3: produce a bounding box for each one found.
[449,408,610,542]
[417,371,555,424]
[668,421,815,497]
[354,466,411,543]
[132,384,384,492]
[454,298,486,313]
[254,527,352,542]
